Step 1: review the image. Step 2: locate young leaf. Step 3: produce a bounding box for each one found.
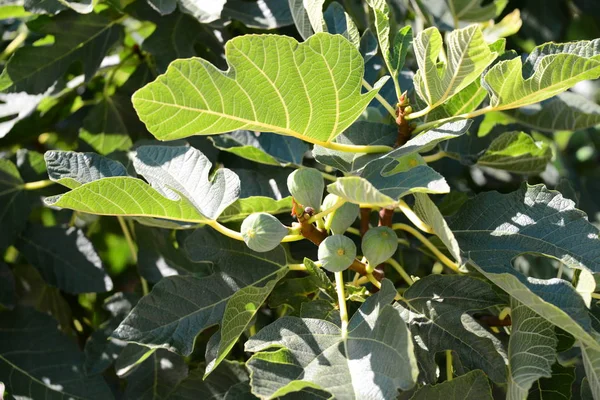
[410,370,493,400]
[0,307,113,399]
[16,225,113,294]
[132,145,240,220]
[413,25,496,111]
[132,33,386,147]
[112,228,288,374]
[0,12,123,94]
[483,39,600,110]
[506,91,600,132]
[507,299,558,400]
[447,184,600,352]
[476,131,552,174]
[245,280,418,399]
[401,275,507,383]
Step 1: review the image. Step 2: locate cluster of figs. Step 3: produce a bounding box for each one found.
[241,168,399,273]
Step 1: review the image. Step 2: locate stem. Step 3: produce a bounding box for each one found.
[422,151,449,163]
[556,263,564,279]
[288,263,308,271]
[386,258,414,286]
[392,223,461,273]
[117,216,149,296]
[498,307,511,321]
[20,179,55,190]
[446,350,453,381]
[362,78,396,118]
[0,31,27,61]
[397,200,434,234]
[591,293,600,300]
[335,271,349,338]
[367,273,402,300]
[320,171,338,181]
[325,140,392,153]
[207,220,244,240]
[410,106,494,133]
[309,198,346,224]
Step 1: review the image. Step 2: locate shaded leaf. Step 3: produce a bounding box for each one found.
[223,0,293,30]
[0,307,113,399]
[528,363,575,400]
[0,159,30,252]
[476,131,552,174]
[410,370,493,400]
[0,262,16,309]
[45,150,128,189]
[0,91,45,139]
[16,225,113,294]
[112,228,287,376]
[324,1,359,48]
[168,361,250,400]
[124,349,188,400]
[245,280,418,399]
[79,98,134,155]
[0,12,122,94]
[132,33,385,146]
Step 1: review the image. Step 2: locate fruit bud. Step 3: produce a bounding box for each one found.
[318,234,357,272]
[361,226,398,267]
[287,168,324,210]
[241,213,288,252]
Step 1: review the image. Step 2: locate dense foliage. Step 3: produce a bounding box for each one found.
[1,0,600,398]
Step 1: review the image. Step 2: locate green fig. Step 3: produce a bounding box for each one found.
[317,234,357,272]
[322,194,359,234]
[361,226,398,267]
[287,168,324,209]
[241,213,288,252]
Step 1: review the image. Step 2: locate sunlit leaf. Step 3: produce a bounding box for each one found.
[476,131,552,174]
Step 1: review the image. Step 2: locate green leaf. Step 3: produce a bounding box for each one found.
[210,131,308,166]
[124,349,188,400]
[132,33,385,146]
[136,225,210,283]
[324,1,359,48]
[476,131,552,174]
[0,91,46,138]
[0,159,30,252]
[16,225,113,294]
[582,341,600,400]
[413,193,462,264]
[506,92,600,132]
[132,145,240,220]
[0,307,113,399]
[79,98,134,155]
[413,25,496,110]
[167,361,250,400]
[401,275,507,383]
[173,0,225,23]
[288,0,324,40]
[483,39,600,110]
[507,299,558,400]
[112,227,287,374]
[223,0,293,30]
[451,0,508,22]
[528,363,575,400]
[218,196,292,223]
[409,370,493,400]
[447,184,600,352]
[45,150,128,189]
[0,12,123,94]
[245,279,418,399]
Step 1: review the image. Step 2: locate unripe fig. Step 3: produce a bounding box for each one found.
[361,226,398,267]
[318,234,357,272]
[287,168,324,209]
[321,194,359,234]
[241,212,288,252]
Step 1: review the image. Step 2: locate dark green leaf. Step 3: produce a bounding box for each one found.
[168,360,250,400]
[410,370,493,400]
[0,262,16,309]
[528,363,575,400]
[124,349,188,400]
[0,159,31,252]
[223,0,293,29]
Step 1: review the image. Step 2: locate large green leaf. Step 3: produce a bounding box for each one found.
[409,370,493,400]
[132,145,240,220]
[413,25,496,110]
[401,275,507,383]
[506,92,600,132]
[476,131,552,174]
[132,33,385,146]
[0,307,113,399]
[16,225,113,294]
[245,280,418,399]
[507,299,557,400]
[581,342,600,400]
[0,159,31,252]
[112,228,287,374]
[447,184,600,351]
[483,39,600,110]
[0,12,122,94]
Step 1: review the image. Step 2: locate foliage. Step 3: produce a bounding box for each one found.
[1,0,600,399]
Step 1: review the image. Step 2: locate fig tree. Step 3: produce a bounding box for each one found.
[241,212,288,252]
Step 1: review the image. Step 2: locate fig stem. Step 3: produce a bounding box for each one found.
[207,220,304,243]
[334,271,349,338]
[422,150,449,163]
[392,223,461,273]
[385,258,414,286]
[362,78,396,118]
[288,263,308,271]
[367,273,402,301]
[397,200,434,234]
[308,198,346,224]
[446,350,453,381]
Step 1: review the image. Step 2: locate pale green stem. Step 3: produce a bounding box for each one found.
[409,106,495,132]
[20,179,55,190]
[320,171,338,182]
[362,78,396,118]
[288,263,307,271]
[206,220,304,243]
[498,307,511,321]
[591,293,600,300]
[117,216,149,296]
[335,271,349,338]
[557,263,564,279]
[422,151,449,163]
[392,223,461,273]
[397,199,434,234]
[0,31,27,61]
[386,258,414,286]
[367,273,402,301]
[446,350,453,381]
[309,198,346,224]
